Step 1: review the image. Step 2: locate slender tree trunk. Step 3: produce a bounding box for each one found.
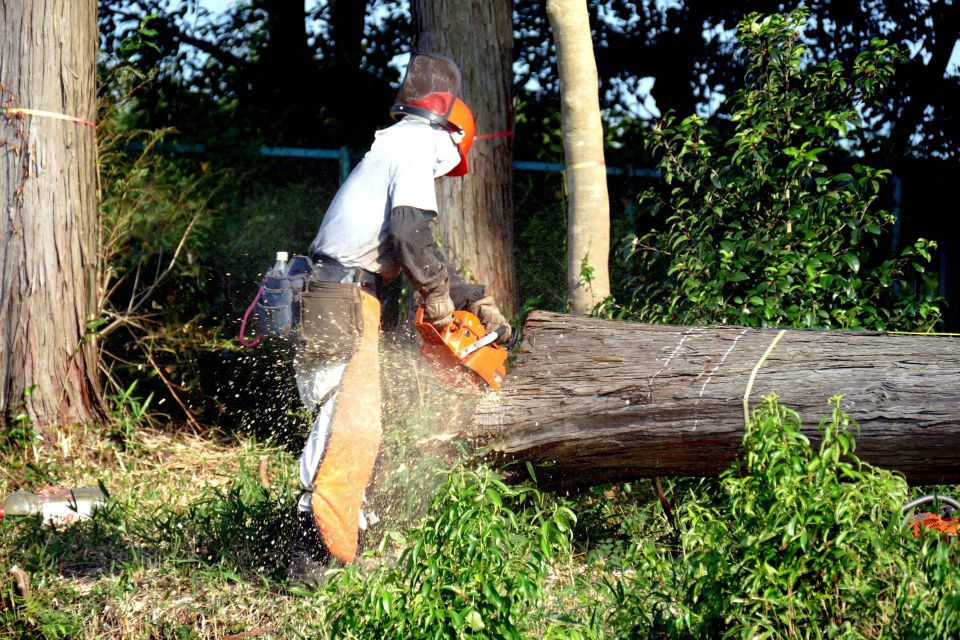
[470,312,960,485]
[412,0,518,315]
[546,0,610,314]
[0,0,104,430]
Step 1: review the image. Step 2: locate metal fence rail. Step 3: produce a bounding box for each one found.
[124,142,660,183]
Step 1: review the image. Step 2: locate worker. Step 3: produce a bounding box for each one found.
[286,52,512,586]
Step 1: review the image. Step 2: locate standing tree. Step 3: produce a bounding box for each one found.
[0,1,104,430]
[412,0,518,314]
[546,0,610,313]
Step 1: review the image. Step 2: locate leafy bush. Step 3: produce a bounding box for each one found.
[326,464,580,639]
[96,90,224,427]
[610,10,943,331]
[608,395,960,639]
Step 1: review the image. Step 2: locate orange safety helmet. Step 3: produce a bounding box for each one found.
[391,53,475,177]
[395,91,475,177]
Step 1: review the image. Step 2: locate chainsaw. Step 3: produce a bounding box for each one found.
[413,307,509,391]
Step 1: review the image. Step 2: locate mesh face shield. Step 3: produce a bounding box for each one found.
[391,53,462,129]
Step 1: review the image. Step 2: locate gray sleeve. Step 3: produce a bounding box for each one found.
[388,206,486,308]
[389,206,449,299]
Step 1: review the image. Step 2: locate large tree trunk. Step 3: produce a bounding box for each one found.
[413,0,518,315]
[0,1,104,431]
[470,312,960,485]
[258,0,313,128]
[546,0,611,314]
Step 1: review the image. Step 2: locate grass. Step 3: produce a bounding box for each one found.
[5,365,957,639]
[0,347,605,640]
[0,420,319,639]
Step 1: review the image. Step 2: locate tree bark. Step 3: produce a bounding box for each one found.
[546,0,611,314]
[412,0,518,315]
[0,0,104,430]
[471,312,960,485]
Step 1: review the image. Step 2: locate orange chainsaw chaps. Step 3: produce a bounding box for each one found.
[414,307,508,391]
[311,291,382,564]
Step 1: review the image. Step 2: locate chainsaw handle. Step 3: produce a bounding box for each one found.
[498,323,520,351]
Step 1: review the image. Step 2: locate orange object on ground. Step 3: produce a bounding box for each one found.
[414,307,508,391]
[310,290,382,563]
[909,512,959,539]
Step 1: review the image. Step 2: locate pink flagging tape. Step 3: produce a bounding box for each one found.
[475,130,514,141]
[2,107,96,128]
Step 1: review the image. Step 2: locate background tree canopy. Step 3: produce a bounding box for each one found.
[99,0,960,157]
[97,0,960,328]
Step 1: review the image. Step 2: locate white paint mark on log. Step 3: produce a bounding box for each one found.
[648,327,705,403]
[693,328,749,430]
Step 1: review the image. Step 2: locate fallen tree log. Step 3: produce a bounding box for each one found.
[470,311,960,485]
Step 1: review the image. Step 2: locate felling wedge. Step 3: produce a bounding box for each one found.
[414,307,508,391]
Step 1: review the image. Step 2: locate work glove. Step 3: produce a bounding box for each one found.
[468,296,512,344]
[424,291,455,329]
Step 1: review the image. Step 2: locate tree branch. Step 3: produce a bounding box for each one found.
[104,8,249,71]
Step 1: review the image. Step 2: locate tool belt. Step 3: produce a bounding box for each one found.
[298,255,381,360]
[310,254,381,298]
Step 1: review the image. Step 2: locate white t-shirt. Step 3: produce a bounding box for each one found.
[308,118,461,274]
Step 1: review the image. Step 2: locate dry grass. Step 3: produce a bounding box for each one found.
[65,567,327,640]
[0,422,249,498]
[2,352,588,639]
[0,359,479,639]
[0,419,323,639]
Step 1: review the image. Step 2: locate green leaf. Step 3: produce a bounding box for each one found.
[842,254,860,273]
[465,610,485,631]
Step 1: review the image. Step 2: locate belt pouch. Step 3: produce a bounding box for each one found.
[257,273,296,339]
[253,254,313,340]
[299,280,364,360]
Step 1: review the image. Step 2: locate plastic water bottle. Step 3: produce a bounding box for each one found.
[270,251,289,277]
[0,487,106,525]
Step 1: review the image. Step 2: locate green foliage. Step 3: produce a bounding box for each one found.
[103,380,153,448]
[0,388,53,487]
[326,464,579,639]
[513,173,568,312]
[0,387,38,452]
[96,88,225,418]
[611,10,943,331]
[0,577,84,640]
[608,395,960,638]
[678,397,908,637]
[899,532,960,639]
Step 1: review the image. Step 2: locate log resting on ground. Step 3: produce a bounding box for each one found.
[470,311,960,485]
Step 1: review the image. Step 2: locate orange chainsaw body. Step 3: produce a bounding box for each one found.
[414,307,508,391]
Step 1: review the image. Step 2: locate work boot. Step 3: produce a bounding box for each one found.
[286,510,331,588]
